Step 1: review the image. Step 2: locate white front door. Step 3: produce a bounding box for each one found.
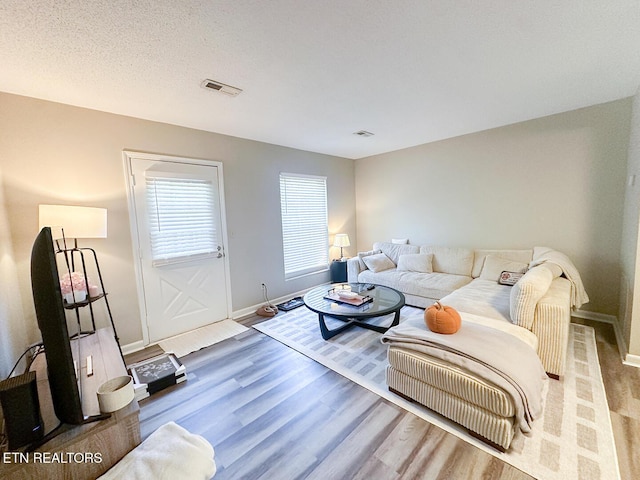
[125,153,231,344]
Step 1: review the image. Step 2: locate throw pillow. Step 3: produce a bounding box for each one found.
[479,255,528,282]
[362,253,396,273]
[391,238,409,244]
[420,246,474,276]
[510,265,554,329]
[357,249,382,270]
[396,253,433,273]
[498,271,525,286]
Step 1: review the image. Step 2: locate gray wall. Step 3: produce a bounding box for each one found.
[0,171,28,378]
[1,90,636,375]
[355,99,632,317]
[0,92,356,370]
[620,87,640,357]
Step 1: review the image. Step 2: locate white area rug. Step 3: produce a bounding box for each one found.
[159,319,248,358]
[254,306,620,480]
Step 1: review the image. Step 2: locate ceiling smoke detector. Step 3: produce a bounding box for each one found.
[201,79,243,97]
[353,130,374,137]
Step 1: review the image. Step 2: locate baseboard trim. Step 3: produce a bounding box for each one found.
[232,284,327,320]
[573,309,626,361]
[572,309,617,324]
[624,353,640,368]
[122,287,321,354]
[573,309,640,369]
[121,340,145,355]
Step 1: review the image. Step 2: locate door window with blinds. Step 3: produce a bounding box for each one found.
[280,173,329,280]
[145,173,218,266]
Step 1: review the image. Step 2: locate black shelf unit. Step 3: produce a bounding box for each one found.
[54,238,124,365]
[63,293,106,310]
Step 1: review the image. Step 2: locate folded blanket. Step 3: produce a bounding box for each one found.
[382,316,547,433]
[99,421,216,480]
[529,246,589,308]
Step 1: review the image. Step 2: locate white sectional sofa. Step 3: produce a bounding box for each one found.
[347,241,588,378]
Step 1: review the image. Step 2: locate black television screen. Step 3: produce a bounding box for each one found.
[30,227,84,425]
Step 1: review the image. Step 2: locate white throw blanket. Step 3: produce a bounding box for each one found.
[99,421,216,480]
[529,246,589,308]
[382,316,547,433]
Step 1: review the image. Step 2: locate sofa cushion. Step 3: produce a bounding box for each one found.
[357,270,471,301]
[397,253,433,273]
[373,242,420,265]
[398,272,472,300]
[479,255,529,282]
[510,264,555,329]
[439,279,512,323]
[472,249,532,278]
[357,249,382,270]
[357,269,404,291]
[362,253,396,273]
[419,246,474,276]
[387,345,516,417]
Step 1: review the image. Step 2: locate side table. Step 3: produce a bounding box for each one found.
[330,259,348,283]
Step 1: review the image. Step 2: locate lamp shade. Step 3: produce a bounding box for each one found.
[39,205,107,239]
[333,233,350,248]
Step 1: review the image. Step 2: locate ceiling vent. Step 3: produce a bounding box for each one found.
[201,79,243,97]
[353,130,375,137]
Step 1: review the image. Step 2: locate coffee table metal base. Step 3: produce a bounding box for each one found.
[317,309,402,340]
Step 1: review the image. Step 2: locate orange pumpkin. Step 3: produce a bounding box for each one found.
[424,302,461,334]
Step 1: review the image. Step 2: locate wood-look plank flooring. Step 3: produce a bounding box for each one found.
[572,318,640,480]
[125,315,639,480]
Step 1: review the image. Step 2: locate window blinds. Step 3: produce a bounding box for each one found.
[146,176,218,265]
[280,173,329,279]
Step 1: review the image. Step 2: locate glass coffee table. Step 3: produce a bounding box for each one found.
[303,283,405,340]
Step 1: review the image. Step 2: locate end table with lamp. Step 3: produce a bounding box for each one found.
[331,233,350,283]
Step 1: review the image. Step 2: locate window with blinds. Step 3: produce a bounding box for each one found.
[280,173,329,280]
[146,176,218,266]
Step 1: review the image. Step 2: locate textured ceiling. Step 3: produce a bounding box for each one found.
[1,1,639,159]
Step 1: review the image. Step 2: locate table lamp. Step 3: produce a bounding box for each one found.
[333,233,350,261]
[39,205,107,250]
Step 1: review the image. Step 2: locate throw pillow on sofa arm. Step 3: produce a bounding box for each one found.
[362,252,396,273]
[509,264,556,329]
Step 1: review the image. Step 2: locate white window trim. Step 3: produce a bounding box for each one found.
[280,172,329,281]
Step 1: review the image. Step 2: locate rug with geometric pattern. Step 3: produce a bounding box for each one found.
[254,306,619,480]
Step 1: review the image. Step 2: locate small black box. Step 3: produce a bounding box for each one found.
[0,371,44,450]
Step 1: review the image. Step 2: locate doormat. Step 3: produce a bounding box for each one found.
[129,353,186,401]
[158,319,248,358]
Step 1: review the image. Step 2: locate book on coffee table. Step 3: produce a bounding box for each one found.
[324,291,373,307]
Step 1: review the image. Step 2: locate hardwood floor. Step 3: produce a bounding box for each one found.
[572,318,640,480]
[125,315,639,480]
